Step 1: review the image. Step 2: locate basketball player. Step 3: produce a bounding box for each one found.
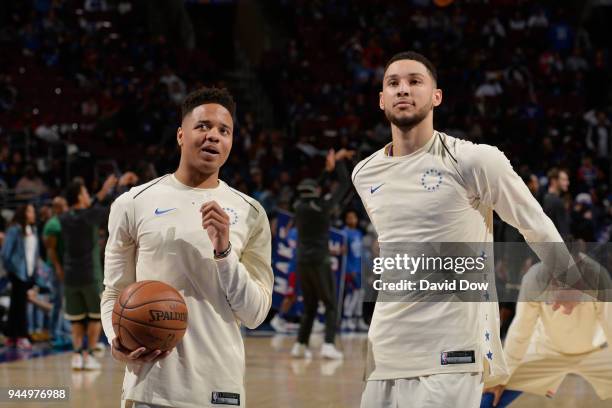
[352,51,575,407]
[101,87,274,408]
[482,254,612,407]
[62,174,136,370]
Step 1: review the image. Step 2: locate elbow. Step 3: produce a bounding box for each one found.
[243,318,264,330]
[243,310,268,329]
[242,293,272,329]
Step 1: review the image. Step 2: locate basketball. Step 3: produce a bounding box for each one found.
[112,281,188,351]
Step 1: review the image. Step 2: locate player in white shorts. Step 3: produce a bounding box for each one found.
[352,51,575,408]
[483,254,612,407]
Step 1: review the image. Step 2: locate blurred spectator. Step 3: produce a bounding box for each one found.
[521,172,541,202]
[572,193,596,241]
[15,166,49,201]
[160,67,187,106]
[543,168,571,239]
[341,209,367,332]
[43,196,71,348]
[584,109,610,159]
[577,156,604,189]
[1,204,38,350]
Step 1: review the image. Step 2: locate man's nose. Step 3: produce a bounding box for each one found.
[205,128,221,141]
[397,80,410,96]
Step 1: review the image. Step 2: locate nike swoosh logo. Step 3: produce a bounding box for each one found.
[370,183,385,194]
[154,208,176,215]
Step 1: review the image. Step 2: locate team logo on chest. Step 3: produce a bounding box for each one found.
[420,168,443,192]
[223,207,239,225]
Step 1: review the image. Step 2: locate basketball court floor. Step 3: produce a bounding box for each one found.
[0,333,609,407]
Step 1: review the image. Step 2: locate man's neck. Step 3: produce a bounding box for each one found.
[174,165,219,189]
[390,120,435,157]
[548,186,560,196]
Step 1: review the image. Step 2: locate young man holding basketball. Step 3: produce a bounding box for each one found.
[351,51,575,407]
[101,87,274,408]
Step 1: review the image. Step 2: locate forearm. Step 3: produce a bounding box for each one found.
[327,161,351,206]
[47,249,63,277]
[28,296,53,312]
[215,251,272,329]
[502,301,539,380]
[101,286,121,342]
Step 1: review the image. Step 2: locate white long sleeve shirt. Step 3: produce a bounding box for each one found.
[101,174,273,408]
[352,131,564,382]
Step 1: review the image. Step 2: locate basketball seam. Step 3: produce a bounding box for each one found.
[118,281,159,341]
[112,310,187,331]
[119,323,148,349]
[120,298,186,309]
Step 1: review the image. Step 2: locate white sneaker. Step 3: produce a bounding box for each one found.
[312,319,325,333]
[83,354,101,370]
[346,319,356,331]
[92,342,106,358]
[270,315,287,333]
[71,352,84,370]
[320,343,343,360]
[357,319,370,332]
[290,343,312,359]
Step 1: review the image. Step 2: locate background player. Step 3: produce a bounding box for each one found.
[62,173,136,370]
[482,253,612,407]
[291,148,353,360]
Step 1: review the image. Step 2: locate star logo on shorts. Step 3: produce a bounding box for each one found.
[486,350,493,360]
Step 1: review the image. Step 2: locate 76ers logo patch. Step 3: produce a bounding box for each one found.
[223,207,239,225]
[421,168,443,192]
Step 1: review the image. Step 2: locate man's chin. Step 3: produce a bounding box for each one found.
[196,156,227,172]
[388,114,424,129]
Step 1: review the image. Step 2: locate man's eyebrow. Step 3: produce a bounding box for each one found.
[385,72,426,79]
[194,119,232,130]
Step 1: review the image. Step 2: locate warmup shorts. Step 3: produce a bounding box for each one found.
[504,343,612,400]
[64,282,102,321]
[361,372,483,408]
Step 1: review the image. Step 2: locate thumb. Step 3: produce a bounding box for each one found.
[493,388,503,407]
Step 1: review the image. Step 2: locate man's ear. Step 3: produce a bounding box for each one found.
[379,91,385,111]
[432,88,443,107]
[177,127,183,147]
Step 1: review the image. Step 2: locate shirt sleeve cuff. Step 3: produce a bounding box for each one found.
[215,250,240,293]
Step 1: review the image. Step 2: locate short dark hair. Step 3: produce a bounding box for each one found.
[384,51,438,84]
[65,179,85,207]
[180,87,236,119]
[344,208,359,218]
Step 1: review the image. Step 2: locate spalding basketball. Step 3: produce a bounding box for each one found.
[112,280,188,351]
